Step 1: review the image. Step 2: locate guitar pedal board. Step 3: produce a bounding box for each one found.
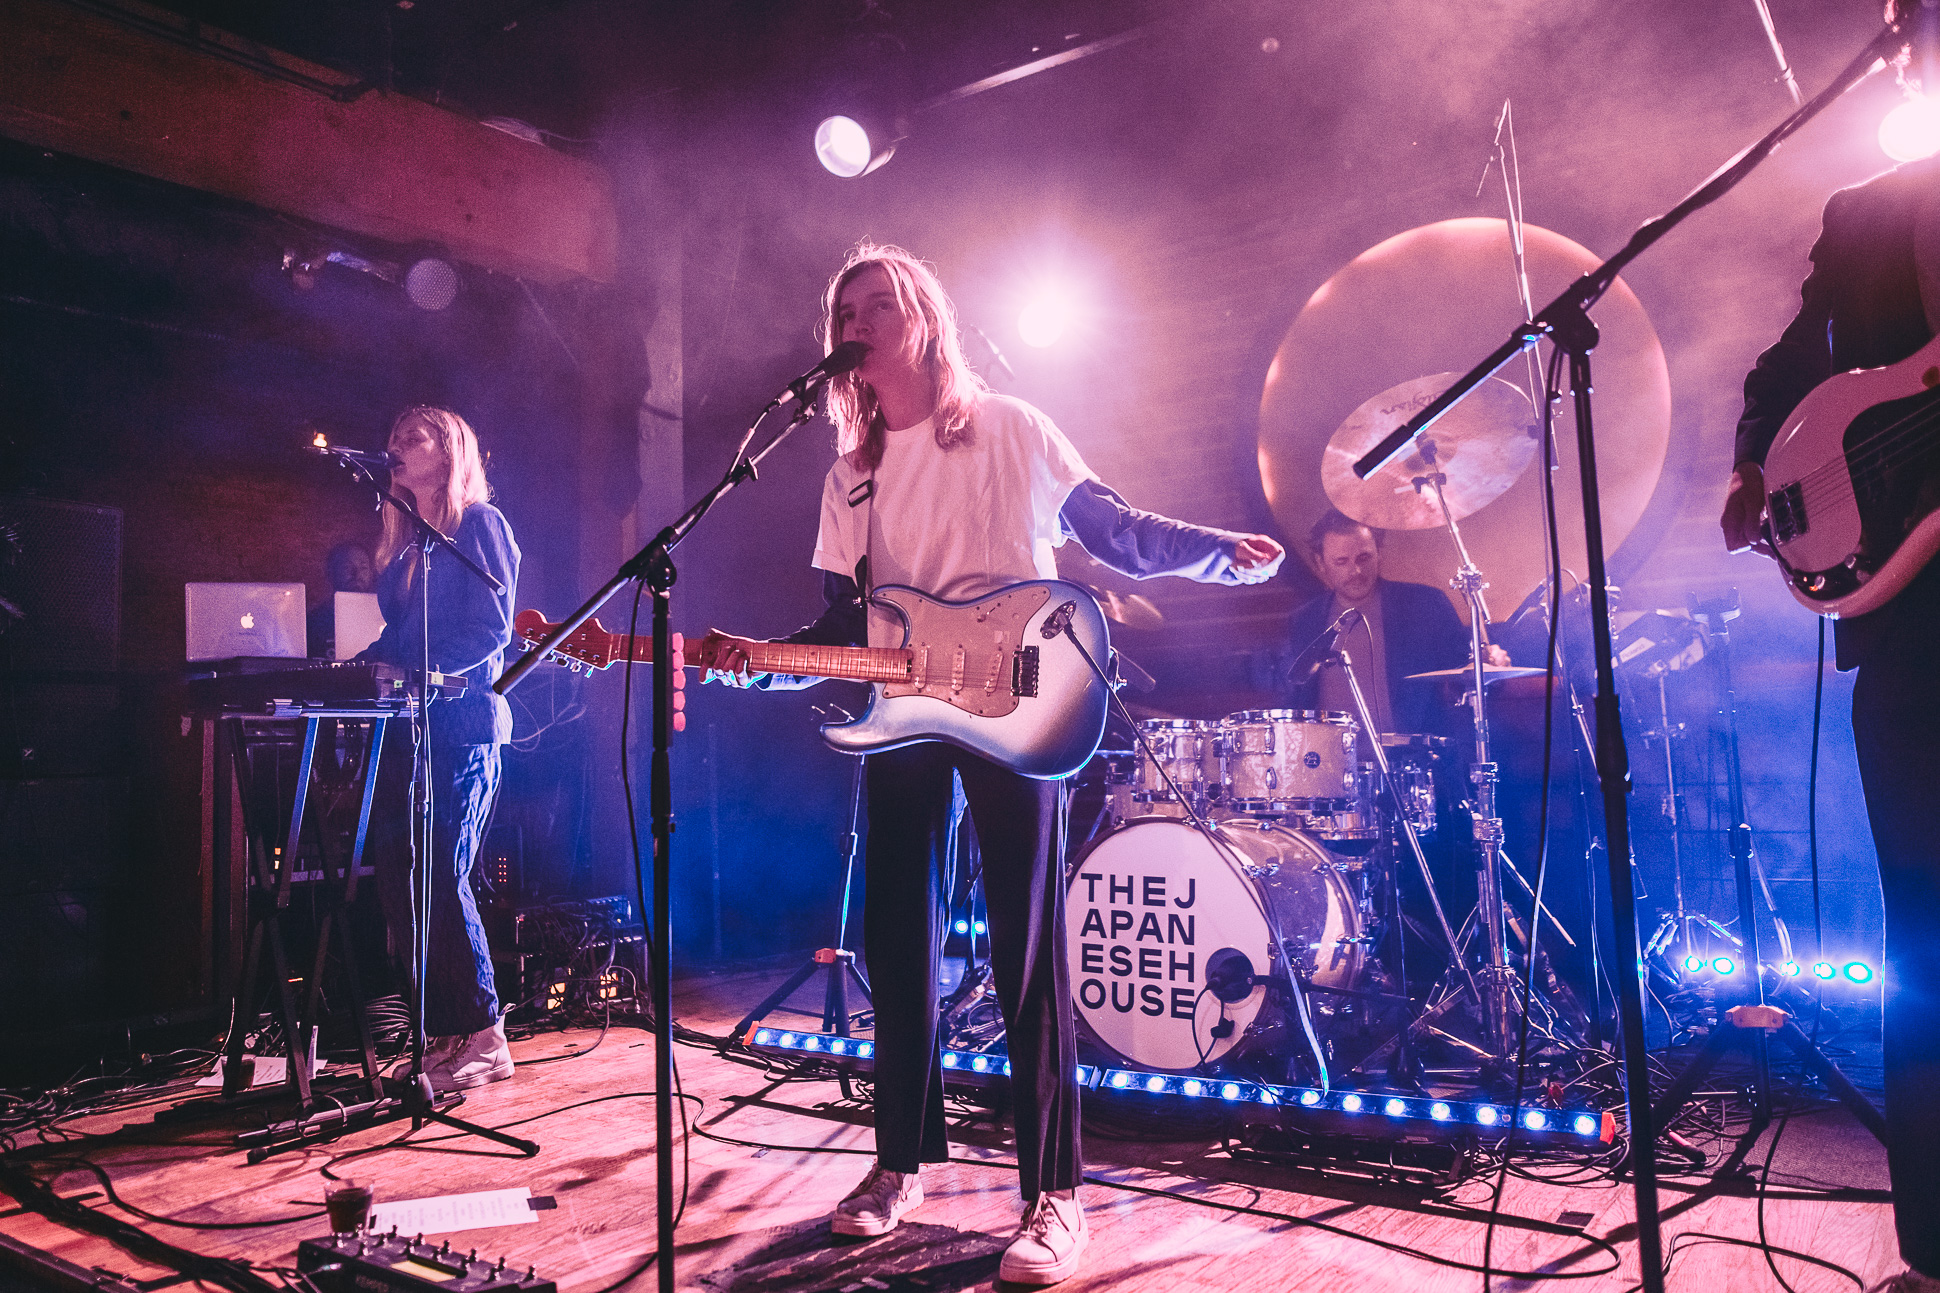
[297,1232,555,1293]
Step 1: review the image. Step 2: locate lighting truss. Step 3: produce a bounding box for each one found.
[744,1022,1615,1146]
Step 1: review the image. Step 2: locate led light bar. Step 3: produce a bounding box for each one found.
[743,1022,1611,1144]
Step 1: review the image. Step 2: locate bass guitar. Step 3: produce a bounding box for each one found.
[1761,331,1940,617]
[515,579,1112,779]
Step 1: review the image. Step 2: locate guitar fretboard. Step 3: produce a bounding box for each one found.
[737,641,913,684]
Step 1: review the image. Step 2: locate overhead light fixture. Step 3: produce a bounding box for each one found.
[1880,94,1940,162]
[281,245,460,310]
[814,110,904,178]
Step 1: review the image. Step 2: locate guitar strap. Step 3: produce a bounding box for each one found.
[846,474,877,601]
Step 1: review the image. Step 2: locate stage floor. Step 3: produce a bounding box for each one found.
[0,958,1900,1292]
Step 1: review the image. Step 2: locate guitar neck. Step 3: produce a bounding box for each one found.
[610,635,911,684]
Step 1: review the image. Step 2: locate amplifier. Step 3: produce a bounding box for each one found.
[297,1233,554,1293]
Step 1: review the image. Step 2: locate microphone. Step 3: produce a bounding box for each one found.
[1286,606,1362,687]
[1205,948,1257,1005]
[784,340,870,403]
[309,435,401,471]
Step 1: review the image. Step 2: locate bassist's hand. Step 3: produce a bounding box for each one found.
[1720,462,1774,558]
[698,630,759,687]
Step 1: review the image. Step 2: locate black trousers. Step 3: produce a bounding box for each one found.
[863,743,1083,1200]
[1851,583,1940,1277]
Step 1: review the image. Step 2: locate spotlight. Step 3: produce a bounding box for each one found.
[814,111,903,178]
[1712,955,1737,976]
[1683,954,1707,973]
[858,1042,874,1058]
[1018,291,1073,348]
[1813,961,1838,980]
[1109,1070,1131,1089]
[1340,1093,1364,1113]
[1881,95,1940,162]
[1383,1098,1408,1117]
[942,1053,959,1069]
[1782,961,1803,977]
[1843,961,1875,984]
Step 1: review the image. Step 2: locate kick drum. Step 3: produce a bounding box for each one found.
[1065,816,1368,1074]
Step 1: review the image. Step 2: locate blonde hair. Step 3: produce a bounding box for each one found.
[819,243,987,472]
[376,405,491,573]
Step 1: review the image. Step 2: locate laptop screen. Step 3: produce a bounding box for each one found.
[184,583,308,661]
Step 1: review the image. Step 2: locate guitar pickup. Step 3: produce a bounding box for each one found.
[1011,646,1040,698]
[1768,481,1808,544]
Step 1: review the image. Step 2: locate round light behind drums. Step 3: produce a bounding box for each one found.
[1258,218,1670,618]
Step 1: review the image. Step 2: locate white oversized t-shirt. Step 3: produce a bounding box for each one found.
[811,393,1095,648]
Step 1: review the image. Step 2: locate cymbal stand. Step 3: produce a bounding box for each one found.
[1638,667,1734,984]
[1412,444,1522,1064]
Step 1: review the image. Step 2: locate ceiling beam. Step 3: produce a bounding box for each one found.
[0,0,617,285]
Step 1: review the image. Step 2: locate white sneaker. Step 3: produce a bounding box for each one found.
[426,1019,513,1091]
[999,1191,1087,1285]
[830,1164,923,1237]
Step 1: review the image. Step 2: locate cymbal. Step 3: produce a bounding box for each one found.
[1258,217,1669,621]
[1404,663,1547,685]
[1322,373,1539,530]
[1095,588,1165,631]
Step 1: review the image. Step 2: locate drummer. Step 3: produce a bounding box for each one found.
[1284,510,1508,734]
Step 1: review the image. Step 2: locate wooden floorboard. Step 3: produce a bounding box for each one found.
[0,962,1900,1292]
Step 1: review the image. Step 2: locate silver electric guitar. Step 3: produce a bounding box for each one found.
[514,579,1113,779]
[1761,331,1940,617]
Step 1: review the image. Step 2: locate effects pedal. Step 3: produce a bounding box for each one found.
[297,1232,555,1293]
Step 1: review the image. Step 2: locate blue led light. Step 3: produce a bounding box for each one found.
[942,1053,959,1069]
[1003,1061,1012,1076]
[1182,1080,1203,1098]
[1477,1106,1501,1126]
[974,920,987,936]
[1844,961,1874,984]
[802,1036,821,1051]
[779,1032,798,1047]
[1221,1083,1242,1101]
[1682,954,1707,973]
[859,1043,874,1058]
[1574,1114,1599,1137]
[1524,1110,1549,1131]
[1299,1089,1321,1107]
[1384,1098,1408,1117]
[1145,1075,1168,1094]
[1813,961,1837,980]
[830,1039,848,1055]
[953,919,970,935]
[1712,955,1737,976]
[1257,1088,1277,1105]
[971,1055,989,1073]
[1782,961,1803,977]
[1340,1093,1364,1113]
[1110,1071,1131,1089]
[1430,1101,1453,1121]
[754,1029,775,1045]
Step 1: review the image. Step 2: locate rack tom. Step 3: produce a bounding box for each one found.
[1218,710,1360,816]
[1125,718,1222,819]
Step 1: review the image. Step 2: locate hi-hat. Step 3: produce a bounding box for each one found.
[1405,663,1547,685]
[1322,373,1539,530]
[1094,588,1165,631]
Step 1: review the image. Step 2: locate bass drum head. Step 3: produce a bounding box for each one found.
[1065,817,1362,1074]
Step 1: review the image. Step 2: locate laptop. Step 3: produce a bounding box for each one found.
[330,591,385,659]
[184,582,308,662]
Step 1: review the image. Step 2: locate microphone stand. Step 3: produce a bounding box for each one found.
[241,456,536,1161]
[493,382,831,1293]
[1345,20,1907,1289]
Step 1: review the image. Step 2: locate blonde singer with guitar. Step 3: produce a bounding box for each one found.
[1722,11,1940,1284]
[699,245,1282,1285]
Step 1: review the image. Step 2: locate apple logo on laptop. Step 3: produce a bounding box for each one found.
[240,613,255,630]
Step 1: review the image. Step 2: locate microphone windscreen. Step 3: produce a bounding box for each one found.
[826,340,870,374]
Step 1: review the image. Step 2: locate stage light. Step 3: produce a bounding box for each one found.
[1844,961,1875,984]
[1476,1106,1501,1126]
[1712,955,1737,976]
[942,1052,959,1069]
[1782,961,1803,977]
[1144,1075,1168,1094]
[754,1029,775,1045]
[1299,1089,1322,1107]
[1182,1079,1203,1098]
[1384,1098,1408,1117]
[953,919,970,935]
[971,1055,989,1073]
[829,1039,848,1055]
[858,1042,874,1058]
[1813,961,1838,980]
[1430,1102,1454,1121]
[1221,1082,1242,1100]
[814,112,901,178]
[1340,1093,1364,1113]
[1018,291,1074,348]
[1881,95,1940,162]
[1524,1110,1549,1132]
[973,920,987,936]
[1574,1114,1599,1137]
[1109,1070,1131,1089]
[1683,954,1707,973]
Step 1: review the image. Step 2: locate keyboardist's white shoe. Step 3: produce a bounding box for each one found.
[426,1019,513,1091]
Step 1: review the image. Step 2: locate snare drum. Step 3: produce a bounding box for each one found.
[1126,719,1222,818]
[1218,710,1359,816]
[1065,816,1369,1073]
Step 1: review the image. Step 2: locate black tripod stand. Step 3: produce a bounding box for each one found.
[733,752,876,1085]
[1649,592,1883,1144]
